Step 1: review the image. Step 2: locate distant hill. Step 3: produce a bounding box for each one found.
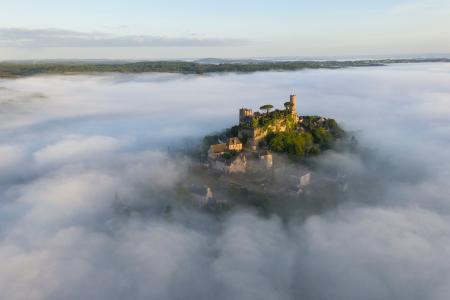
[0,58,449,78]
[194,58,270,65]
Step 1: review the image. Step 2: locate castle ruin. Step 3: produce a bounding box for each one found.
[208,94,299,173]
[238,94,299,151]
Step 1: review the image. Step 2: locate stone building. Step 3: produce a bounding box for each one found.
[259,150,273,169]
[227,137,243,151]
[208,143,227,159]
[208,137,243,160]
[209,153,247,174]
[239,108,253,124]
[289,94,299,122]
[207,93,298,173]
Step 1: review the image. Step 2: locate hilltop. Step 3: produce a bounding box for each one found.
[202,94,347,174]
[173,93,354,214]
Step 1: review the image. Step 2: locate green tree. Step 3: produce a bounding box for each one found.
[268,133,285,152]
[284,101,293,111]
[251,118,259,128]
[260,104,274,114]
[267,131,314,157]
[311,128,333,149]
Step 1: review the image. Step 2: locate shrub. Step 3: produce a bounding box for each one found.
[222,152,233,159]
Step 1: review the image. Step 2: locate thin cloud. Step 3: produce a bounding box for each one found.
[389,0,450,15]
[0,28,248,48]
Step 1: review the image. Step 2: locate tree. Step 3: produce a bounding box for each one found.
[260,104,274,114]
[251,118,259,128]
[311,128,332,149]
[267,131,314,157]
[284,101,293,111]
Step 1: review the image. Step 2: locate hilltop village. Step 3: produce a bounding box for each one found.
[174,93,352,212]
[205,94,345,174]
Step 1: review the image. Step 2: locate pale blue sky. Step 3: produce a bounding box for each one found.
[0,0,449,59]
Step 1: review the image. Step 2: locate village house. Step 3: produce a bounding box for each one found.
[208,137,243,160]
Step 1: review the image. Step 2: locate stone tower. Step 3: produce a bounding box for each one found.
[239,108,253,124]
[290,94,297,115]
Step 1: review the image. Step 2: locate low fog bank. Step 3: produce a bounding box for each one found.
[1,63,450,299]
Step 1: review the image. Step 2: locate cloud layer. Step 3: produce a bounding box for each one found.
[0,28,247,48]
[0,63,450,299]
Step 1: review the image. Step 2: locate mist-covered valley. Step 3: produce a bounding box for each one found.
[1,63,450,300]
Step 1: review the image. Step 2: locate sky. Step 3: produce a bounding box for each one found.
[0,0,449,60]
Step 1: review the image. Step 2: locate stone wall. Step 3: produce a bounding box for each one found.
[227,154,246,173]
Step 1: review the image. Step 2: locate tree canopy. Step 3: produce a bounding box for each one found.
[264,116,345,158]
[284,101,293,111]
[260,104,274,114]
[0,58,448,78]
[267,131,314,157]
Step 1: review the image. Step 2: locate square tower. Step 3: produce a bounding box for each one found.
[239,108,253,124]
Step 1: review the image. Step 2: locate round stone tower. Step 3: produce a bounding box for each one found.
[289,94,297,115]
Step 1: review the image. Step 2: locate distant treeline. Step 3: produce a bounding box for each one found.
[0,58,449,78]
